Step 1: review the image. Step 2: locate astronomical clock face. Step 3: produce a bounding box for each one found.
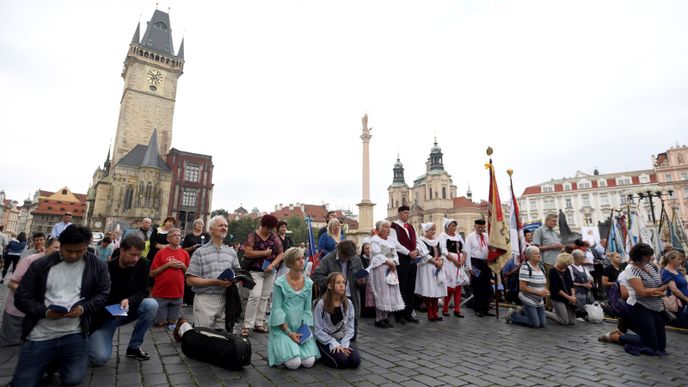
[146,70,163,85]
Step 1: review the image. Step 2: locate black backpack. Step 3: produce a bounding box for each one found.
[181,328,251,370]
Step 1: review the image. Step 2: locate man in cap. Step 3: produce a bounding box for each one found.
[465,219,493,317]
[389,205,420,324]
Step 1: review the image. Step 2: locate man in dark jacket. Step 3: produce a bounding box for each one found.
[88,235,158,365]
[311,240,365,338]
[11,225,110,386]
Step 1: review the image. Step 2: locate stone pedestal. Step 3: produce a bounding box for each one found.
[357,201,375,234]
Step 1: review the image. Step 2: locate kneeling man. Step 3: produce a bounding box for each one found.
[89,235,158,365]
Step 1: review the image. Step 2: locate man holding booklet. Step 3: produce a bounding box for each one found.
[11,225,110,386]
[312,240,366,339]
[89,235,159,365]
[186,215,241,331]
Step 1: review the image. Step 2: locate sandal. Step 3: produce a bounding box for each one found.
[254,326,269,334]
[240,327,250,337]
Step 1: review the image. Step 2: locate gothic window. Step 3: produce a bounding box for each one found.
[182,190,197,207]
[185,163,200,182]
[123,186,134,212]
[442,187,447,199]
[145,182,153,207]
[137,182,144,207]
[154,188,162,208]
[428,187,432,200]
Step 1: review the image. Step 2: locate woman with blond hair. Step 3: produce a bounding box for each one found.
[314,272,361,369]
[268,247,319,369]
[318,218,342,256]
[546,253,577,326]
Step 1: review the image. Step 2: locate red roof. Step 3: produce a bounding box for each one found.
[33,200,86,216]
[452,196,482,209]
[269,205,359,228]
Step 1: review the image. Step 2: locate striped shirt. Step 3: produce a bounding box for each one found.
[518,262,546,306]
[187,242,240,295]
[624,264,664,312]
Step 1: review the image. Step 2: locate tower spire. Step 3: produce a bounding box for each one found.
[142,129,163,169]
[131,22,141,44]
[177,37,185,59]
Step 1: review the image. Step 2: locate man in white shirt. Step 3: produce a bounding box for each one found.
[465,219,493,317]
[51,212,73,239]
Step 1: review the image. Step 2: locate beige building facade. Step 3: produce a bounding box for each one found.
[387,140,487,237]
[655,144,688,227]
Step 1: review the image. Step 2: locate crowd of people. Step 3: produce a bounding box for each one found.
[0,205,686,385]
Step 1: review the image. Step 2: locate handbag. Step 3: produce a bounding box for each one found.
[662,294,682,313]
[457,266,471,286]
[584,301,604,323]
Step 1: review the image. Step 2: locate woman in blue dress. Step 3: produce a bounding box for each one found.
[268,247,320,369]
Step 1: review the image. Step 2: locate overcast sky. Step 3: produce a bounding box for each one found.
[1,0,687,221]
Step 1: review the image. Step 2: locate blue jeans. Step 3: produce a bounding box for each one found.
[511,303,546,328]
[89,298,158,366]
[11,333,89,386]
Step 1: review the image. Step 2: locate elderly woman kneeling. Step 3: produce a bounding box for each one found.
[505,246,549,328]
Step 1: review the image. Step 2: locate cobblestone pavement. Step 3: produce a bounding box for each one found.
[0,283,686,386]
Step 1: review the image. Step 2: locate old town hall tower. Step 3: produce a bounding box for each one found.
[112,10,184,165]
[86,10,214,233]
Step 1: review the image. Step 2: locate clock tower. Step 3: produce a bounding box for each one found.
[111,9,185,165]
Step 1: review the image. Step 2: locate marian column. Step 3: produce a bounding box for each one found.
[357,114,375,233]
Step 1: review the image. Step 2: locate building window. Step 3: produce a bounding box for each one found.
[678,154,685,165]
[681,173,688,181]
[563,183,572,191]
[566,214,575,226]
[600,194,609,206]
[428,187,432,200]
[578,180,591,189]
[683,187,688,198]
[565,198,572,209]
[541,185,554,193]
[639,174,650,184]
[620,194,628,205]
[182,190,197,207]
[185,163,200,182]
[123,186,134,212]
[544,199,555,210]
[665,174,673,182]
[529,201,537,210]
[616,176,631,185]
[442,186,447,199]
[598,179,607,187]
[582,195,590,207]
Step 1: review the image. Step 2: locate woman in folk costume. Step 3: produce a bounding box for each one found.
[369,220,406,328]
[439,218,468,318]
[415,222,448,321]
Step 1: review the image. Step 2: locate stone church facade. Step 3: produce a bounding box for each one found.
[86,10,213,232]
[387,140,487,238]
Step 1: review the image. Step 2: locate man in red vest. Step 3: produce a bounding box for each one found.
[389,206,420,324]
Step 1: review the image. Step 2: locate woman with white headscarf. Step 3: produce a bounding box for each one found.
[369,221,406,328]
[414,222,447,321]
[439,218,468,318]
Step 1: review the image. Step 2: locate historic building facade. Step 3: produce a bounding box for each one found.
[86,10,213,232]
[166,148,214,233]
[386,140,487,237]
[25,188,87,236]
[519,169,661,231]
[655,144,688,227]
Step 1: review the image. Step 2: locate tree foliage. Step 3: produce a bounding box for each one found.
[211,208,229,218]
[226,217,258,244]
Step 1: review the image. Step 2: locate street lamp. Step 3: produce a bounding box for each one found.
[628,188,674,225]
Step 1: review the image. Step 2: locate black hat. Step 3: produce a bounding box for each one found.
[474,219,486,225]
[398,205,410,212]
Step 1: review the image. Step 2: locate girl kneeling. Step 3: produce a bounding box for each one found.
[314,272,361,369]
